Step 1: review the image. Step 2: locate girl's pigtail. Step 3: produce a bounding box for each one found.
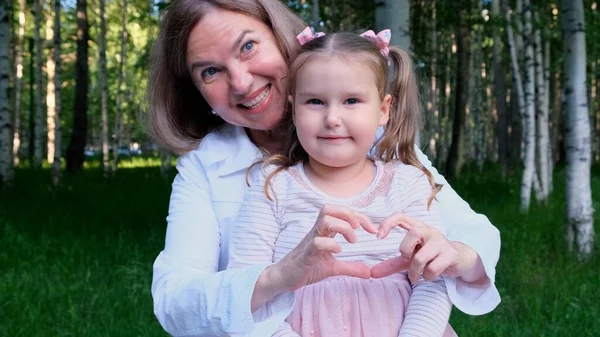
[379,47,442,208]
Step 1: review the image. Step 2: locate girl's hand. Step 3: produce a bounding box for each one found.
[370,213,487,285]
[269,204,378,292]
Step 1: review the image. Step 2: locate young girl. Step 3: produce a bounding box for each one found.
[228,29,455,337]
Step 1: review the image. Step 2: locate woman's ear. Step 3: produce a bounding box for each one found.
[288,95,296,123]
[379,94,392,125]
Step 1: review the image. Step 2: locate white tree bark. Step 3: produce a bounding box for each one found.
[111,0,127,174]
[51,0,61,185]
[503,0,528,189]
[13,0,26,167]
[33,0,45,168]
[561,0,594,259]
[375,0,411,51]
[45,10,56,165]
[596,57,600,163]
[436,34,454,168]
[0,0,13,187]
[515,0,524,59]
[99,0,109,177]
[545,39,553,194]
[534,20,549,202]
[427,1,439,160]
[520,0,536,211]
[160,150,171,178]
[471,0,485,169]
[492,0,509,177]
[311,0,319,29]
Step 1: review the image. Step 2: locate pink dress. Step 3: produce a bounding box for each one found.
[286,274,458,337]
[230,161,461,336]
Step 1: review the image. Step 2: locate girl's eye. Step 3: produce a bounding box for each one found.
[201,67,219,79]
[345,98,359,104]
[242,41,255,53]
[307,99,324,105]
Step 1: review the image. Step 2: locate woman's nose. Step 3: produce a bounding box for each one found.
[229,63,253,95]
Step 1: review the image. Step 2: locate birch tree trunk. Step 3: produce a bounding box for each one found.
[99,0,109,177]
[503,0,526,161]
[312,0,319,29]
[0,0,13,187]
[545,40,553,193]
[596,57,600,163]
[33,0,45,168]
[45,10,55,165]
[508,0,524,170]
[446,2,471,179]
[51,0,61,185]
[111,0,127,175]
[590,60,596,161]
[534,19,549,202]
[436,34,454,169]
[27,38,33,162]
[375,0,411,51]
[520,0,536,211]
[13,0,26,167]
[492,0,508,177]
[428,1,439,160]
[561,0,594,259]
[66,0,89,173]
[470,0,485,169]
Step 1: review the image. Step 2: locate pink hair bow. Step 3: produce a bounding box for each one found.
[360,29,391,63]
[297,26,325,45]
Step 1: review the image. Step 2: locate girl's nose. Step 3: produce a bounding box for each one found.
[324,107,342,128]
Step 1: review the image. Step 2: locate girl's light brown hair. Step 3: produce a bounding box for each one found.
[261,32,442,207]
[146,0,305,154]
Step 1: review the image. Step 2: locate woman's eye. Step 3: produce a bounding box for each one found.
[201,67,218,79]
[345,98,359,104]
[307,99,323,105]
[242,41,255,53]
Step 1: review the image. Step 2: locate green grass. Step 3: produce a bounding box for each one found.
[448,164,600,336]
[1,160,599,336]
[0,160,172,336]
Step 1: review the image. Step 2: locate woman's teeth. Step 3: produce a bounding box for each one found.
[240,85,270,109]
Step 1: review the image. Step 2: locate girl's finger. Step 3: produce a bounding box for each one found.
[370,256,411,278]
[318,215,357,243]
[398,229,426,259]
[377,212,425,238]
[407,244,440,283]
[332,260,371,279]
[352,211,377,234]
[320,204,361,229]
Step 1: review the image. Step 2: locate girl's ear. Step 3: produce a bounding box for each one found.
[379,94,392,126]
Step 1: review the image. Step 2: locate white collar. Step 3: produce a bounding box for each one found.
[198,125,263,177]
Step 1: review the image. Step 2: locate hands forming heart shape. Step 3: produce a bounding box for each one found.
[270,204,484,293]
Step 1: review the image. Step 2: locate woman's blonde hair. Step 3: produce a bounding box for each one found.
[261,32,442,207]
[146,0,305,154]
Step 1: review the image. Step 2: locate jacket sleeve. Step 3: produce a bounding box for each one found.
[415,147,501,315]
[151,153,294,336]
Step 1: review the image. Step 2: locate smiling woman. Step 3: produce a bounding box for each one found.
[147,1,501,336]
[187,12,287,134]
[147,0,303,155]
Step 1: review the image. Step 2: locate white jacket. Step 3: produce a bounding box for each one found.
[151,124,501,336]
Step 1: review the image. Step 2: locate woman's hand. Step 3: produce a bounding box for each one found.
[271,204,377,291]
[370,213,488,285]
